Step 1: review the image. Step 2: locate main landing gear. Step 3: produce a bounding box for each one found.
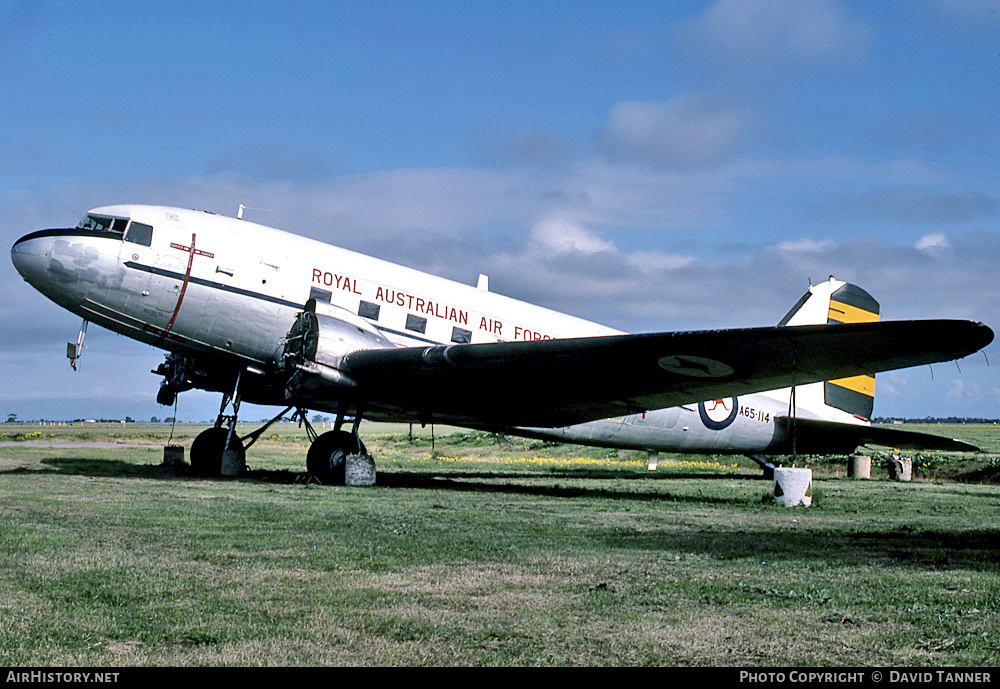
[188,380,371,485]
[307,430,367,484]
[189,372,247,477]
[305,404,369,484]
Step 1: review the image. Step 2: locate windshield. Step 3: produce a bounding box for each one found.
[75,214,152,246]
[77,214,129,235]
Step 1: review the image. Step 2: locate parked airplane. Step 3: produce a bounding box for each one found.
[10,204,993,481]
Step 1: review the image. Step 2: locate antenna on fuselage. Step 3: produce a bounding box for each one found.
[237,204,270,220]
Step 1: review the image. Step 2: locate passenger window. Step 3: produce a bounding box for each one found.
[309,287,332,304]
[124,222,153,247]
[405,314,427,334]
[358,301,381,320]
[451,327,472,344]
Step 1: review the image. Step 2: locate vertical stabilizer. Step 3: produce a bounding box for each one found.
[777,277,880,421]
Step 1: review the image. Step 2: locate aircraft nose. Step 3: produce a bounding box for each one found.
[11,232,51,284]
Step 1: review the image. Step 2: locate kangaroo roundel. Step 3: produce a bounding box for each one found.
[699,398,739,430]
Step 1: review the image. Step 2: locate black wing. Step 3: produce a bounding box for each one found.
[340,320,993,428]
[774,417,983,454]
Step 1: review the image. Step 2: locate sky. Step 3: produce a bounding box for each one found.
[3,0,1000,423]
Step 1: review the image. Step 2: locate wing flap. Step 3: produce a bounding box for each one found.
[340,320,993,427]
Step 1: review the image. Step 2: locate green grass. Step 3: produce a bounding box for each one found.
[1,423,999,666]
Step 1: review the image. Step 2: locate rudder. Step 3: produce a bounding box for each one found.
[778,277,880,421]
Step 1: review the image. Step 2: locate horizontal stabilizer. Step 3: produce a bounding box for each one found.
[341,319,993,428]
[775,417,982,454]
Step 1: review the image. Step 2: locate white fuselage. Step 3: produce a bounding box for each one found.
[12,204,841,455]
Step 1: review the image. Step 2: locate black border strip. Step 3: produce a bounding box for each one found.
[15,227,123,244]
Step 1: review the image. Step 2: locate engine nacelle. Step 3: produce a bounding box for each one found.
[282,300,394,399]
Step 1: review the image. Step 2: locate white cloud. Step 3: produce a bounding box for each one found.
[527,217,616,255]
[776,238,837,252]
[596,95,748,169]
[626,250,697,274]
[915,232,949,251]
[947,378,983,403]
[687,0,872,69]
[876,373,906,398]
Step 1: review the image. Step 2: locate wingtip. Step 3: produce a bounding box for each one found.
[978,321,995,346]
[947,320,994,356]
[966,321,995,354]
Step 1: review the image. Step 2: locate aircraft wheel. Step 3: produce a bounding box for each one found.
[307,430,366,484]
[190,427,245,476]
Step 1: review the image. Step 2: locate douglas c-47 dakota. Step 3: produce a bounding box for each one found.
[10,205,994,481]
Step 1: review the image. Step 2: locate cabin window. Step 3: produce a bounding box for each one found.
[124,222,153,247]
[450,327,472,344]
[309,287,332,304]
[405,314,427,334]
[358,300,380,320]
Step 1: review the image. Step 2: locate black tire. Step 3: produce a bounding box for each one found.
[307,430,366,484]
[190,427,245,477]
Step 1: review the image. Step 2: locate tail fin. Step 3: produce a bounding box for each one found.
[778,277,880,421]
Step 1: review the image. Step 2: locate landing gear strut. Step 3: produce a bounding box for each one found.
[190,372,246,476]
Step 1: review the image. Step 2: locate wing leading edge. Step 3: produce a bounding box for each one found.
[339,319,993,428]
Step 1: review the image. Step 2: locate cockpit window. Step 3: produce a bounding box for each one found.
[124,222,153,247]
[78,214,115,232]
[76,214,153,246]
[77,214,128,235]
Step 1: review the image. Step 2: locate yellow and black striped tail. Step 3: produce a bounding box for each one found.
[825,283,880,420]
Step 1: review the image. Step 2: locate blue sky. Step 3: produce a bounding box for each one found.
[3,0,1000,423]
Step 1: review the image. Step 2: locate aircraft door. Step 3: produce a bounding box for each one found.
[139,251,185,313]
[123,222,187,315]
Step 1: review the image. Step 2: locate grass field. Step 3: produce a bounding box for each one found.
[1,422,998,666]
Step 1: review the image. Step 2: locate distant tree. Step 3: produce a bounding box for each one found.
[5,413,17,424]
[150,416,160,423]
